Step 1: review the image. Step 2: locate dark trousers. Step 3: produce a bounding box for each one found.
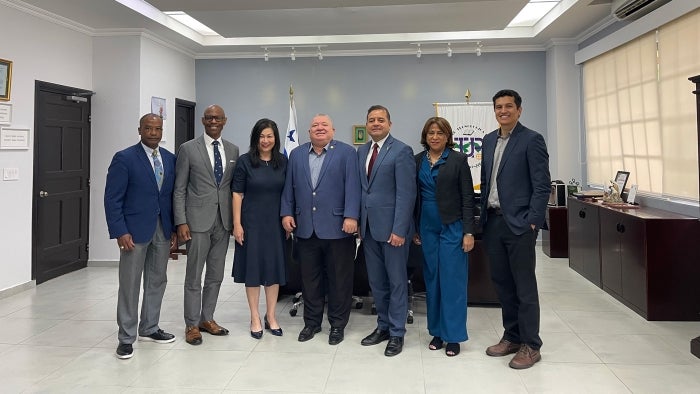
[483,215,542,350]
[296,235,356,329]
[363,226,409,337]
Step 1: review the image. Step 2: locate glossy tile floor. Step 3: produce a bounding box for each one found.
[1,243,699,393]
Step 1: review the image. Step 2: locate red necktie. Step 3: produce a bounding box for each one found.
[367,143,379,179]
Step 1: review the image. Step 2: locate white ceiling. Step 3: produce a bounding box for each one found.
[13,0,615,58]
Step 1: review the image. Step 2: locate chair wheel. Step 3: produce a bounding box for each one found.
[407,315,414,324]
[289,309,297,316]
[355,302,363,309]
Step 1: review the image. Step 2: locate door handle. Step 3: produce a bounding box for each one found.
[578,210,586,219]
[39,190,49,198]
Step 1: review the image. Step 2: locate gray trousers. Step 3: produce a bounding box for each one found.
[117,220,170,344]
[183,214,230,327]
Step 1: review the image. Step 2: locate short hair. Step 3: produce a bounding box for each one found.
[248,118,284,169]
[366,105,391,122]
[492,89,522,108]
[419,117,456,151]
[139,113,161,126]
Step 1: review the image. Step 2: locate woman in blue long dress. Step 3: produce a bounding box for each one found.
[232,118,288,338]
[413,117,475,357]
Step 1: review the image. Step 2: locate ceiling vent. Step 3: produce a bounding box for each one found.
[612,0,672,20]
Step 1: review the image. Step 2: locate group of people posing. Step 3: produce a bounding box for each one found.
[104,89,550,370]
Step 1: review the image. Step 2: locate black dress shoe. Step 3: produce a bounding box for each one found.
[250,319,263,339]
[361,328,390,346]
[328,327,344,345]
[384,336,404,357]
[264,314,283,336]
[298,326,321,342]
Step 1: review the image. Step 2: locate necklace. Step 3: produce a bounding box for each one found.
[427,151,442,168]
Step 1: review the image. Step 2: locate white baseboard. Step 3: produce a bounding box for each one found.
[0,280,36,300]
[88,260,119,267]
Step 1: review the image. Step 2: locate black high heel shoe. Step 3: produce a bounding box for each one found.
[264,314,283,336]
[250,320,263,339]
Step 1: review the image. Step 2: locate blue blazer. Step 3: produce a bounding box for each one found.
[105,143,176,243]
[480,122,550,235]
[358,135,416,241]
[281,140,361,239]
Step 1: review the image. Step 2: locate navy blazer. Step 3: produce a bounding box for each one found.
[415,149,475,235]
[358,134,416,241]
[105,143,176,243]
[280,140,361,239]
[479,122,550,235]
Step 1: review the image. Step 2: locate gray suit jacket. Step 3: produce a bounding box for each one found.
[173,134,239,232]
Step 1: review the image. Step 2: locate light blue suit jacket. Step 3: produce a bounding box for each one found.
[480,122,550,235]
[104,143,176,243]
[281,140,361,239]
[358,134,416,241]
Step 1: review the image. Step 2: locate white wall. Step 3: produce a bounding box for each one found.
[88,36,196,264]
[0,4,93,292]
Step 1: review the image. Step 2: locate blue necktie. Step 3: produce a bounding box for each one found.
[152,149,163,190]
[212,140,223,186]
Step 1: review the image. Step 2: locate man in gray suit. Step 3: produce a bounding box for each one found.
[174,104,239,345]
[357,105,416,357]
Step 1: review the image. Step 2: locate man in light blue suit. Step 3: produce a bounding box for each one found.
[281,113,361,345]
[105,113,177,359]
[481,89,550,369]
[357,105,416,357]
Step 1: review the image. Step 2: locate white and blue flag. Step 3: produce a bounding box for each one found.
[284,88,298,157]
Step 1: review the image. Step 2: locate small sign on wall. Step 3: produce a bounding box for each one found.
[0,102,11,125]
[0,127,30,149]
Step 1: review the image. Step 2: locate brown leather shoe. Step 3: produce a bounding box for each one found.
[185,326,202,345]
[509,345,541,369]
[486,338,521,357]
[199,320,229,336]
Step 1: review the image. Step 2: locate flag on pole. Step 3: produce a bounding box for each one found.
[284,85,298,157]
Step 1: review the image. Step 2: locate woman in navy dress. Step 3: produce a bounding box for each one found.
[413,117,475,356]
[232,118,288,338]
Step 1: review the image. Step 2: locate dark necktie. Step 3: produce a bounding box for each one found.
[212,140,223,185]
[367,143,379,179]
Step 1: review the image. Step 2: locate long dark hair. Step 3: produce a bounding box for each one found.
[249,118,284,169]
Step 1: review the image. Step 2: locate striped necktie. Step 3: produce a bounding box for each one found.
[152,149,163,190]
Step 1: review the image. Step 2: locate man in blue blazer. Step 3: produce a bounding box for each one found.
[480,89,550,369]
[281,113,361,345]
[105,113,177,359]
[357,105,416,357]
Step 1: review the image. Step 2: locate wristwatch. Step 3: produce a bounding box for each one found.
[465,233,473,237]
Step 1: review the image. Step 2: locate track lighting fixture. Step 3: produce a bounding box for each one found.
[291,47,296,61]
[264,47,269,62]
[447,43,452,58]
[416,43,422,58]
[476,41,482,57]
[317,46,323,60]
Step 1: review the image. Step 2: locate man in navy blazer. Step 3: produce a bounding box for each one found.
[281,113,361,345]
[480,89,550,369]
[105,113,177,359]
[357,105,416,357]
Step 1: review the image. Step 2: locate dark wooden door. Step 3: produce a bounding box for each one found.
[32,81,91,284]
[600,210,623,297]
[567,199,601,286]
[619,216,646,313]
[174,98,196,152]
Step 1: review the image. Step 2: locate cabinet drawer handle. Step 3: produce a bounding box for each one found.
[616,223,625,233]
[579,210,586,219]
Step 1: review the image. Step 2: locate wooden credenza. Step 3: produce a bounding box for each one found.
[542,206,568,258]
[568,197,700,321]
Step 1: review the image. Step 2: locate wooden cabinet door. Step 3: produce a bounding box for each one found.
[619,216,647,314]
[600,211,623,296]
[568,199,601,286]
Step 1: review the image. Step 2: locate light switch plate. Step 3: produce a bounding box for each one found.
[3,167,19,180]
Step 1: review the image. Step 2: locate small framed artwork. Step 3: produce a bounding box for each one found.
[0,102,11,125]
[0,58,12,101]
[151,96,166,119]
[0,127,30,149]
[353,125,367,145]
[614,170,630,193]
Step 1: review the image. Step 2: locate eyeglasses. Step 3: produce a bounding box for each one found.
[204,115,225,122]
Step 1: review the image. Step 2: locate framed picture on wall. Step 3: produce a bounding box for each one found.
[353,125,367,145]
[0,58,12,101]
[151,96,166,119]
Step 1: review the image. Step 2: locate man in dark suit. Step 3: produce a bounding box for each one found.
[105,113,177,359]
[174,104,239,345]
[480,89,550,369]
[357,105,416,356]
[281,113,361,345]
